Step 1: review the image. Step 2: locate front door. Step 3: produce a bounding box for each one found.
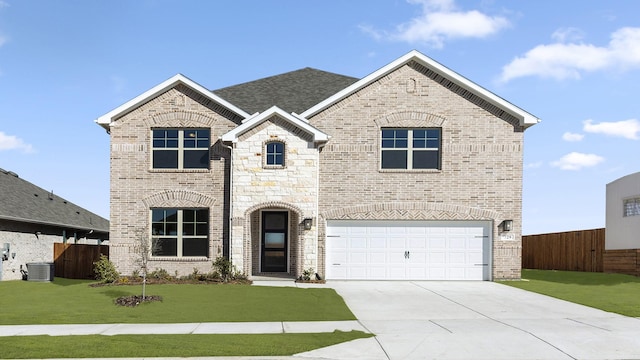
[261,211,288,272]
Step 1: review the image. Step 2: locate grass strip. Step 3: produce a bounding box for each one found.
[501,269,640,317]
[0,278,355,324]
[2,331,372,359]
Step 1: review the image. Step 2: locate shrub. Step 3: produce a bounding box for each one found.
[93,255,120,283]
[212,257,248,282]
[302,268,314,281]
[149,268,173,280]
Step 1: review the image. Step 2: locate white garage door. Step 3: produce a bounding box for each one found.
[326,220,491,280]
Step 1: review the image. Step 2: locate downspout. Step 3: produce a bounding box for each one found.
[221,140,234,265]
[316,140,328,278]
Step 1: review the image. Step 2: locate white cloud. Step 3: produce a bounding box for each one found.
[0,1,8,9]
[551,152,604,171]
[583,119,640,140]
[0,131,34,153]
[562,132,584,142]
[361,0,509,48]
[525,161,543,169]
[499,27,640,82]
[551,27,584,43]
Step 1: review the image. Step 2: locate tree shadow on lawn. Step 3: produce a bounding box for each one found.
[523,269,640,286]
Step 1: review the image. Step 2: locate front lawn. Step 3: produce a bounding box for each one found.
[3,332,372,359]
[0,278,355,324]
[501,269,640,317]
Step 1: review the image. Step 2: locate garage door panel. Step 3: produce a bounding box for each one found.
[326,220,491,280]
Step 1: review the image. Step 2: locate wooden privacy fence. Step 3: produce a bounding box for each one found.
[53,243,109,279]
[522,228,605,272]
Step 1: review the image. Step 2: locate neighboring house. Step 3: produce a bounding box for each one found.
[96,50,539,281]
[606,172,640,250]
[0,169,109,281]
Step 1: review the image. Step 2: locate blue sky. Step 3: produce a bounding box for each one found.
[1,0,639,235]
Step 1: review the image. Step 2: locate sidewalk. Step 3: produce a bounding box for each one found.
[0,320,367,337]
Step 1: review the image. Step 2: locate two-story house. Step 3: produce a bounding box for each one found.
[96,50,539,281]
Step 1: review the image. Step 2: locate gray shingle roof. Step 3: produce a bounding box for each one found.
[212,67,359,115]
[0,168,109,234]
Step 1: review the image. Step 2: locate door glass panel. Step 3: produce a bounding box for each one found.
[264,213,286,230]
[264,233,285,248]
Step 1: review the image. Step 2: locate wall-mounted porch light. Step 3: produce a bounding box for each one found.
[303,218,313,230]
[500,220,513,232]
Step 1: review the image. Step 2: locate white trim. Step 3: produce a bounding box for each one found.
[95,74,251,130]
[221,106,330,143]
[301,50,540,128]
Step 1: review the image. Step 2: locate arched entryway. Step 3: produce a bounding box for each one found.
[245,202,303,277]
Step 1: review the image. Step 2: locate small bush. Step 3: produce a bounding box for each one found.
[93,255,120,283]
[302,268,314,281]
[149,268,173,280]
[212,256,247,282]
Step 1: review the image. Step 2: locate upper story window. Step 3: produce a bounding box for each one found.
[624,197,640,217]
[265,141,285,167]
[381,128,441,170]
[152,129,210,169]
[151,208,209,257]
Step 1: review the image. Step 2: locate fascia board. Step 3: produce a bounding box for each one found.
[301,50,540,128]
[94,74,251,130]
[221,106,329,143]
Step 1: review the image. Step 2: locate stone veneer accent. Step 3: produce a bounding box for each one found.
[229,116,320,278]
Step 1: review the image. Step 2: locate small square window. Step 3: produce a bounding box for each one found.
[265,142,285,166]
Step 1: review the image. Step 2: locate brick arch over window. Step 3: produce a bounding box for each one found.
[373,111,447,128]
[144,110,218,128]
[142,190,217,208]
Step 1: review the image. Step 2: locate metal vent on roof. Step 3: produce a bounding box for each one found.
[7,171,18,178]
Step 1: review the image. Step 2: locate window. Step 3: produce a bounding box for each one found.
[265,141,285,166]
[624,197,640,217]
[152,129,210,169]
[151,208,209,257]
[381,128,441,170]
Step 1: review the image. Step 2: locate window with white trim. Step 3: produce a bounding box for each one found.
[265,141,285,167]
[152,129,210,169]
[381,128,441,170]
[624,197,640,217]
[151,208,209,257]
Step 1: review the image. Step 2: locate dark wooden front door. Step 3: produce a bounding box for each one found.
[261,211,288,272]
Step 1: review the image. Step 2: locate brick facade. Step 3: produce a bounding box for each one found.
[309,63,524,279]
[108,86,242,276]
[101,52,535,280]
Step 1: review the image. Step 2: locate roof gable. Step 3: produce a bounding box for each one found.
[212,68,358,114]
[95,74,251,131]
[221,106,329,143]
[301,50,540,128]
[0,169,109,233]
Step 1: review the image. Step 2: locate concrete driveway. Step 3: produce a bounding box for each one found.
[298,281,640,360]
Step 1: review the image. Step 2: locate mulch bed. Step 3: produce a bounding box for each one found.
[114,295,163,307]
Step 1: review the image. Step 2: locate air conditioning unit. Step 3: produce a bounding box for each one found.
[27,262,54,282]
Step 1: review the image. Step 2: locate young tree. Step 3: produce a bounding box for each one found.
[133,228,155,299]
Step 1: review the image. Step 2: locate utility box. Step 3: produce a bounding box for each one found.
[27,262,54,282]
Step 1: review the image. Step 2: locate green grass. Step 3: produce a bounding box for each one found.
[2,332,372,359]
[501,269,640,317]
[0,278,356,324]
